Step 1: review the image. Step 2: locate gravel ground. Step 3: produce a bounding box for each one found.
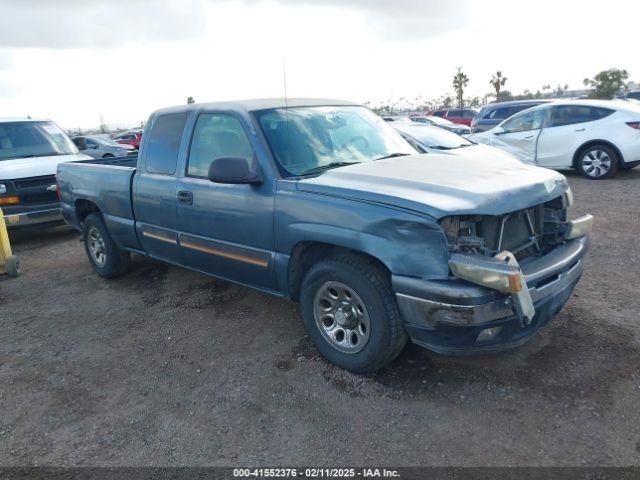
[1,170,639,467]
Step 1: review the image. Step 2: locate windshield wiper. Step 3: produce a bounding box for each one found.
[374,153,411,161]
[298,161,361,176]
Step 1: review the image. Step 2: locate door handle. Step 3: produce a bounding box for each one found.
[574,128,586,132]
[177,190,193,205]
[523,135,535,139]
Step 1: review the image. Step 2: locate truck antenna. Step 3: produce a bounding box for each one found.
[282,56,291,163]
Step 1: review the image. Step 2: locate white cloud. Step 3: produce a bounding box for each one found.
[0,0,206,49]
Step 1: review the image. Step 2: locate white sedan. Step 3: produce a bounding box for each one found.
[393,122,518,162]
[467,100,640,179]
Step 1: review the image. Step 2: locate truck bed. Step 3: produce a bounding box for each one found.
[57,155,138,231]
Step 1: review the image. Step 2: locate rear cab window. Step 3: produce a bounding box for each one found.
[145,113,187,174]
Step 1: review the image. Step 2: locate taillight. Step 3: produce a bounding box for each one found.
[55,175,61,200]
[627,121,640,130]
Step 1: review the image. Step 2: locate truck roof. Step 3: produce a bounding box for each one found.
[153,98,359,116]
[0,117,49,123]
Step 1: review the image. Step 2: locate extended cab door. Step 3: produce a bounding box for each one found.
[535,105,606,168]
[133,112,188,260]
[488,108,546,164]
[174,112,277,291]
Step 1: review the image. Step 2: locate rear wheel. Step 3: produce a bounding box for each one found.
[300,254,407,373]
[103,153,115,158]
[577,144,619,179]
[83,213,130,278]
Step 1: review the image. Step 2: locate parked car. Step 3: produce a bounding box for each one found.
[410,115,471,135]
[393,122,517,162]
[0,118,92,229]
[623,91,640,102]
[428,108,479,126]
[72,135,137,159]
[113,131,142,149]
[58,98,591,373]
[468,100,640,179]
[471,100,553,133]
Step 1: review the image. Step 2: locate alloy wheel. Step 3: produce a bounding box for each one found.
[313,281,371,354]
[88,226,107,267]
[581,149,611,178]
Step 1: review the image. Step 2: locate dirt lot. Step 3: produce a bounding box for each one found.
[1,170,640,467]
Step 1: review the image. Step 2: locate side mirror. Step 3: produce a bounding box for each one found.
[493,126,506,135]
[208,157,263,185]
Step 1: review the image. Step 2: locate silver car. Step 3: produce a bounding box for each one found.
[72,135,136,159]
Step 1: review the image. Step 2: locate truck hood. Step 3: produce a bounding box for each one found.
[296,154,568,219]
[0,153,91,180]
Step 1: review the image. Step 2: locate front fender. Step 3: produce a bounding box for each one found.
[275,185,451,286]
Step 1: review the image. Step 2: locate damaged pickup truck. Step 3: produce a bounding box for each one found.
[57,99,592,373]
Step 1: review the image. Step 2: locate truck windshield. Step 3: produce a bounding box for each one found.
[0,121,79,161]
[256,106,414,176]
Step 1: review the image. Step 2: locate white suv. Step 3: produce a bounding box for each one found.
[468,100,640,179]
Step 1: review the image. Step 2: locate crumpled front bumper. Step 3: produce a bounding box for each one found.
[393,236,589,355]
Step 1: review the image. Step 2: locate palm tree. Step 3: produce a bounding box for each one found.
[490,71,507,102]
[187,96,195,104]
[452,68,469,108]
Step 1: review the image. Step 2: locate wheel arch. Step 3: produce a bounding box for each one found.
[286,241,390,302]
[572,139,624,168]
[75,199,101,225]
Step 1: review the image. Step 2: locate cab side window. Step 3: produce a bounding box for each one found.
[501,109,545,133]
[187,114,255,178]
[145,113,187,175]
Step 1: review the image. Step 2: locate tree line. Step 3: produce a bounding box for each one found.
[371,68,633,114]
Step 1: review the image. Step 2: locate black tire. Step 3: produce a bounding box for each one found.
[300,253,407,373]
[82,213,130,278]
[576,144,619,179]
[5,255,20,278]
[102,153,115,158]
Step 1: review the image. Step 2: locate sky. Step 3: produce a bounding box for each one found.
[0,0,638,128]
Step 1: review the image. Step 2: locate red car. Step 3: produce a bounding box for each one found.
[113,131,142,150]
[428,108,479,127]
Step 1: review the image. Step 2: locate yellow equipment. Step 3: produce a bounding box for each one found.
[0,207,20,278]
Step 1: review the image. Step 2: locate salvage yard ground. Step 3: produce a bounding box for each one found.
[1,171,640,466]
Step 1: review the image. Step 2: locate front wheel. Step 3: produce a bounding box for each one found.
[577,144,619,179]
[300,254,407,373]
[83,213,130,278]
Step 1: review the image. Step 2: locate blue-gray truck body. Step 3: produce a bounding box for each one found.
[57,99,591,361]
